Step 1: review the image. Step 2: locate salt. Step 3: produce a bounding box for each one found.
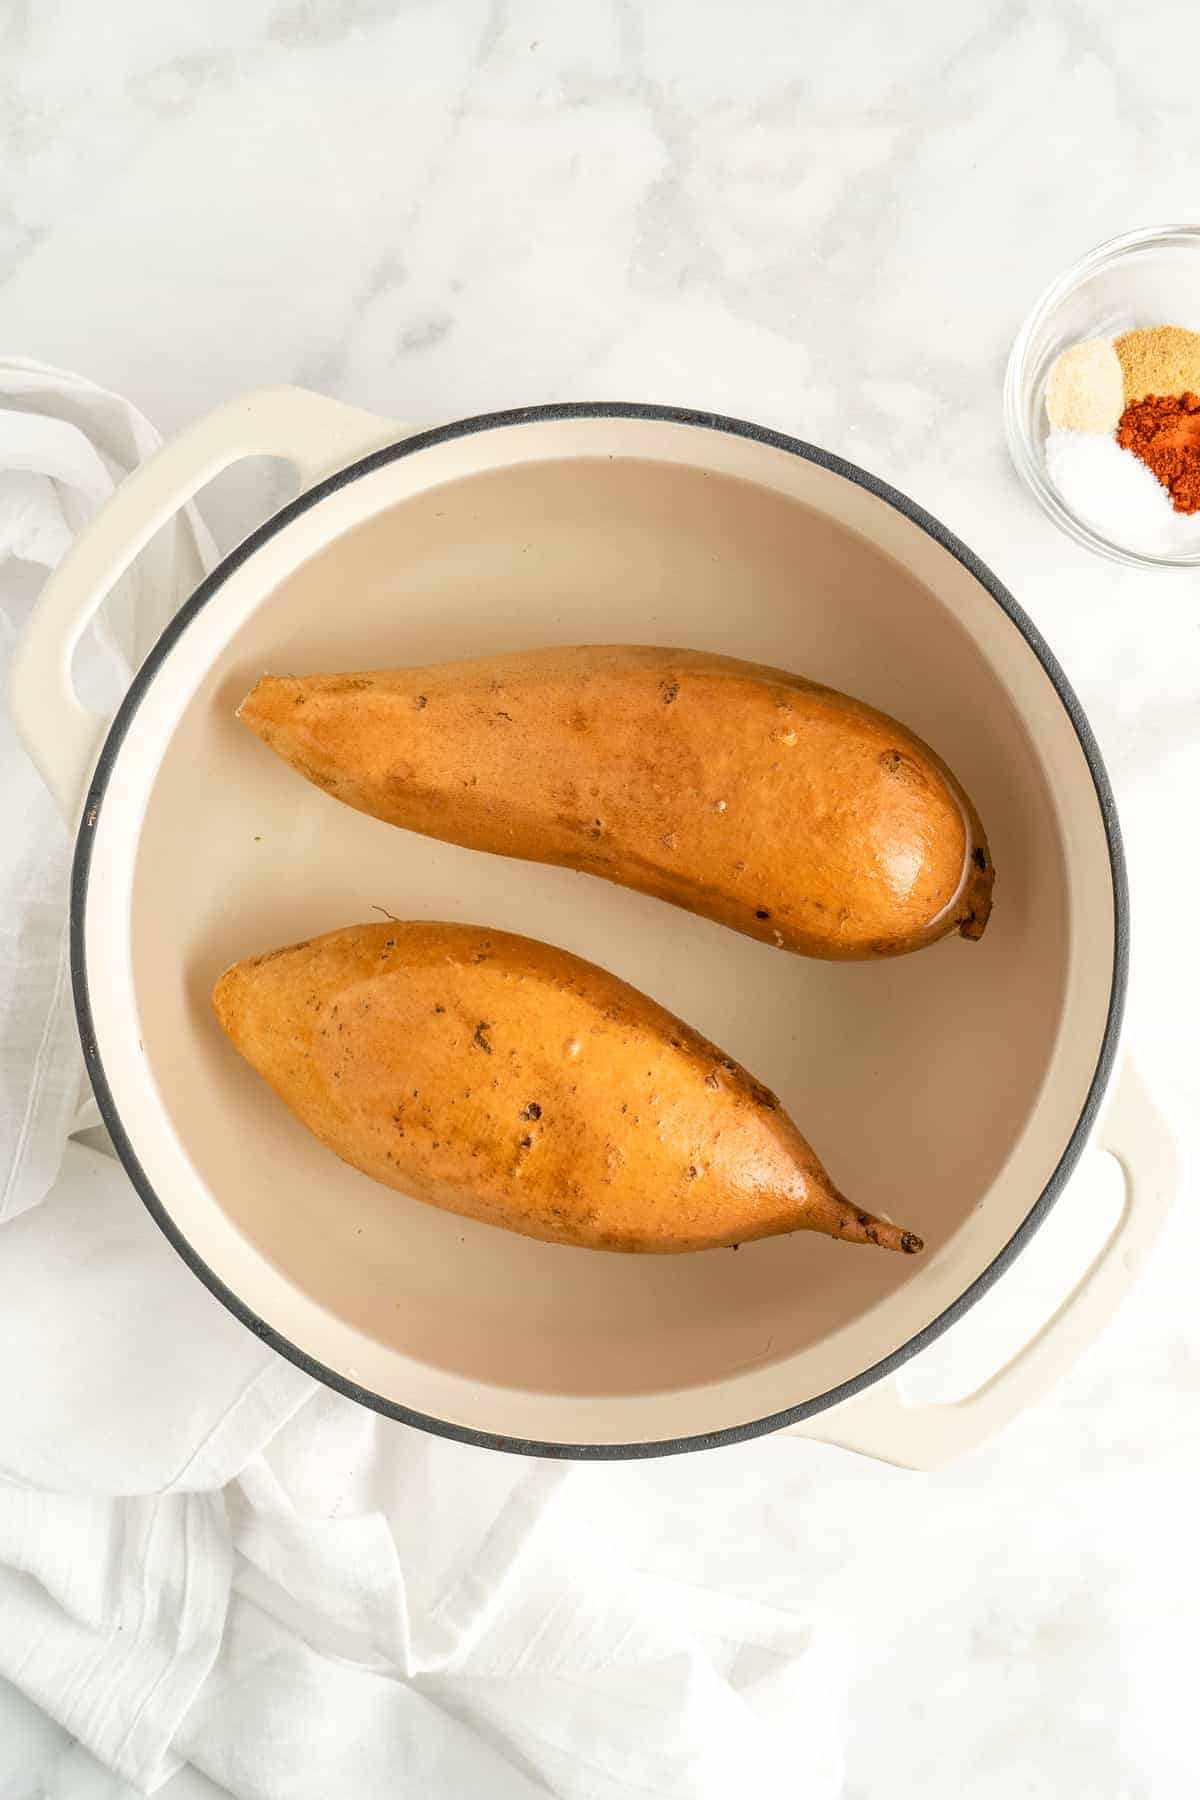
[1044,429,1200,557]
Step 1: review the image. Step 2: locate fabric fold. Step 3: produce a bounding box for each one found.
[0,360,849,1799]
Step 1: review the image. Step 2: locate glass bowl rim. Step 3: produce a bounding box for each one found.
[1003,222,1200,570]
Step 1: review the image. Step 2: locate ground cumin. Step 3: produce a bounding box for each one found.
[1116,392,1200,514]
[1115,326,1200,405]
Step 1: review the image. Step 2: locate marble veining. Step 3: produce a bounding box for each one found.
[2,2,1199,1795]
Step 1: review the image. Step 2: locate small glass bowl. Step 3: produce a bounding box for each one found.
[1004,223,1200,569]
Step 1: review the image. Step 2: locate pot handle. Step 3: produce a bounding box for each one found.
[9,386,405,822]
[795,1058,1174,1470]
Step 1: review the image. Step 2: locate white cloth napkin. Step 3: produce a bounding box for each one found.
[0,362,844,1799]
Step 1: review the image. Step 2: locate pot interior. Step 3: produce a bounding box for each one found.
[83,415,1114,1444]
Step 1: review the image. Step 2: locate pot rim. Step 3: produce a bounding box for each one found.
[71,400,1128,1460]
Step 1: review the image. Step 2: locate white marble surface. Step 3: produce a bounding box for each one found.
[3,1,1199,1794]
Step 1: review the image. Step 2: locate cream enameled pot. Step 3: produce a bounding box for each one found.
[11,390,1176,1466]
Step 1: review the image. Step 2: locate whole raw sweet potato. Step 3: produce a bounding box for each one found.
[239,646,993,960]
[212,921,922,1255]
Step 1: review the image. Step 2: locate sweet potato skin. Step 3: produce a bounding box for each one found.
[212,921,921,1255]
[239,647,993,960]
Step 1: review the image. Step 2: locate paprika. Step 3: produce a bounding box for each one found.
[1116,392,1200,514]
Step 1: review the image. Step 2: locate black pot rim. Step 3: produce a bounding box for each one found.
[71,400,1128,1461]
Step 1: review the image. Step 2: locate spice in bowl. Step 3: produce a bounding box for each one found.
[1115,324,1200,402]
[1116,392,1200,513]
[1043,323,1200,553]
[1046,338,1124,433]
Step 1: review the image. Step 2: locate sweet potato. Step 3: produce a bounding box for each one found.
[212,921,921,1255]
[239,646,993,960]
